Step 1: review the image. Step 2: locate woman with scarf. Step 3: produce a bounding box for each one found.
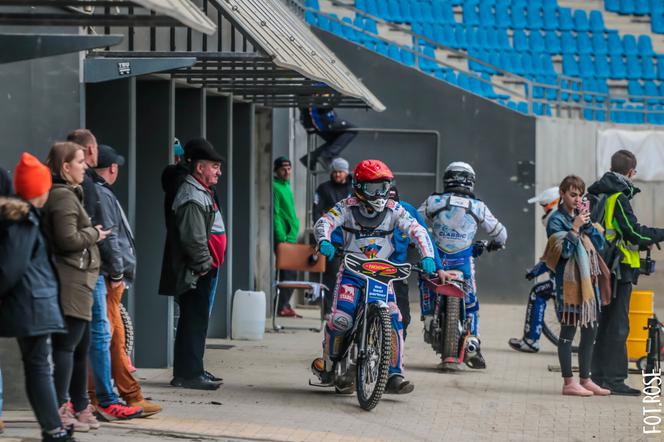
[542,175,612,397]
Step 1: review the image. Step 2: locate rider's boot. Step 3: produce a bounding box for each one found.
[465,336,487,369]
[508,337,540,353]
[311,357,334,384]
[385,375,415,395]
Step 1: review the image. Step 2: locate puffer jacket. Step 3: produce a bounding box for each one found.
[0,197,65,337]
[42,182,100,321]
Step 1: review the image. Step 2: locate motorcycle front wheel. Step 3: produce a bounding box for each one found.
[442,297,462,363]
[356,305,391,411]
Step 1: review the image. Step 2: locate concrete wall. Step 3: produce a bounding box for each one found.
[314,29,537,301]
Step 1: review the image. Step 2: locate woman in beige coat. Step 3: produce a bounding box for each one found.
[42,142,109,431]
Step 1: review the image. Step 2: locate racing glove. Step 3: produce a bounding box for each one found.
[319,240,336,261]
[420,257,436,275]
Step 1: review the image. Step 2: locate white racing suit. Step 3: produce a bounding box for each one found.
[314,197,436,376]
[418,192,507,336]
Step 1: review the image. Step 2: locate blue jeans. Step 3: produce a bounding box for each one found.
[88,276,119,407]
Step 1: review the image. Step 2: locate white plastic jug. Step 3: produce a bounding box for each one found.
[231,290,266,340]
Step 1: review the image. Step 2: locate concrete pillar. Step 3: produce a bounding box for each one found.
[206,94,233,338]
[133,79,174,368]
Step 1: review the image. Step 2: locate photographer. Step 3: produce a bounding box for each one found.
[589,150,664,396]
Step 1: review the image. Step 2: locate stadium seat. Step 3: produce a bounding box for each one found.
[387,1,401,22]
[657,56,664,80]
[577,33,592,55]
[433,2,455,24]
[561,32,578,54]
[579,55,596,78]
[495,3,511,28]
[622,35,639,57]
[464,1,480,26]
[527,5,543,29]
[634,0,650,16]
[595,55,611,79]
[643,81,660,104]
[400,0,414,22]
[341,17,357,41]
[653,11,664,35]
[589,11,606,32]
[605,0,620,13]
[445,69,458,85]
[558,8,574,31]
[511,52,525,75]
[304,11,317,26]
[618,0,635,16]
[638,35,654,57]
[542,6,558,31]
[376,1,389,19]
[642,56,656,80]
[592,32,608,55]
[610,55,627,79]
[608,31,623,56]
[563,54,580,76]
[545,31,561,54]
[573,9,589,32]
[479,3,496,28]
[388,43,400,61]
[522,53,535,76]
[517,101,529,114]
[513,30,529,52]
[455,25,468,49]
[626,55,643,79]
[511,3,528,30]
[530,31,546,53]
[305,0,319,9]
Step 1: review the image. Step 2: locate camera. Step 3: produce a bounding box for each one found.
[640,249,657,276]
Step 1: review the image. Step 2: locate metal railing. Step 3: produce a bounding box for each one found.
[284,0,664,124]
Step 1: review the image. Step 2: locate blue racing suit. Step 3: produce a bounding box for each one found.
[314,197,436,376]
[418,191,507,336]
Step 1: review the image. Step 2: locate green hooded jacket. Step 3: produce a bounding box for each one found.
[273,177,299,243]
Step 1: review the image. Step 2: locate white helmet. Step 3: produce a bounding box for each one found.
[527,187,560,209]
[443,162,476,192]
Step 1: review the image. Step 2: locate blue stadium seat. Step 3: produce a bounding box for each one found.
[626,55,643,79]
[304,11,317,26]
[589,11,606,32]
[511,3,528,30]
[341,17,357,41]
[660,82,664,99]
[643,81,660,104]
[582,78,597,103]
[623,35,639,57]
[563,54,580,76]
[499,51,514,73]
[642,56,656,80]
[479,3,496,28]
[507,100,518,111]
[511,52,525,76]
[513,30,529,52]
[527,5,543,29]
[400,0,413,22]
[610,55,627,79]
[540,54,555,75]
[605,0,620,13]
[638,35,654,57]
[495,3,511,28]
[531,55,544,76]
[387,43,400,61]
[455,25,468,49]
[561,32,578,54]
[496,29,511,49]
[457,72,471,91]
[517,101,529,114]
[574,9,590,32]
[420,2,433,24]
[595,55,611,78]
[466,27,478,50]
[530,31,546,53]
[317,14,330,31]
[653,10,664,35]
[365,0,379,16]
[579,55,596,78]
[376,0,389,19]
[577,33,593,55]
[592,32,608,55]
[387,1,401,22]
[634,0,650,15]
[445,69,458,85]
[522,53,535,76]
[476,28,489,49]
[608,31,623,56]
[305,0,320,9]
[375,41,388,56]
[411,2,424,23]
[542,6,559,30]
[657,55,664,80]
[559,8,574,31]
[618,0,635,15]
[464,1,480,26]
[355,0,366,13]
[439,25,458,48]
[433,1,455,24]
[545,31,561,54]
[419,46,436,71]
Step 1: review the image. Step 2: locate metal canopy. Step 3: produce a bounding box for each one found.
[92,50,368,108]
[0,33,122,64]
[0,0,216,34]
[84,56,197,82]
[215,0,384,112]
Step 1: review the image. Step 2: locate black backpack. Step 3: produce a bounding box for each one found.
[588,192,608,225]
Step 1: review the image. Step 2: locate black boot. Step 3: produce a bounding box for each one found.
[42,425,75,441]
[385,375,415,394]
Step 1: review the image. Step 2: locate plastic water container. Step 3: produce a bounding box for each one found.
[627,290,654,362]
[231,290,266,340]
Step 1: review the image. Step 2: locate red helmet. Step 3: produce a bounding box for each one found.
[353,159,394,183]
[352,160,394,212]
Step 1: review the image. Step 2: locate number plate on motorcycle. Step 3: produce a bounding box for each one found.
[366,279,389,303]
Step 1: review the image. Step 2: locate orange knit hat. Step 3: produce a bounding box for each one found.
[14,152,52,200]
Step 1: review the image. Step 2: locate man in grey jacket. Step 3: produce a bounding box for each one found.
[94,145,162,415]
[168,139,226,391]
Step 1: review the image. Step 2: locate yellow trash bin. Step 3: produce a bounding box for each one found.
[627,290,654,364]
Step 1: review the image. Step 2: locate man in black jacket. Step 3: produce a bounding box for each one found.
[312,158,352,315]
[589,149,664,396]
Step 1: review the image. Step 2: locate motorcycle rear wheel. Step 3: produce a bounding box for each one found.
[442,298,461,364]
[356,306,391,411]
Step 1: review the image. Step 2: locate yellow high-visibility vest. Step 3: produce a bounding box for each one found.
[604,192,640,268]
